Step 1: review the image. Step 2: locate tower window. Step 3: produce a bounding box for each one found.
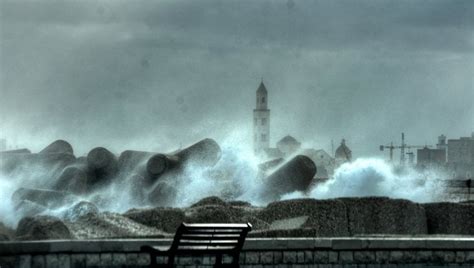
[261,118,267,126]
[254,118,257,125]
[261,134,267,141]
[262,97,265,103]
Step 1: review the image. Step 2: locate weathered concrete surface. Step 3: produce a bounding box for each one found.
[257,198,349,236]
[39,140,74,155]
[14,200,47,218]
[147,181,177,206]
[174,138,221,167]
[16,215,72,240]
[54,165,89,194]
[12,187,75,209]
[262,155,317,202]
[424,202,474,235]
[341,197,428,235]
[87,147,119,185]
[0,152,75,175]
[0,148,31,154]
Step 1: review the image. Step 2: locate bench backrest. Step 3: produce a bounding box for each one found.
[169,223,252,254]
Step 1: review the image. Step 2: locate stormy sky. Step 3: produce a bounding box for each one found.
[1,0,473,158]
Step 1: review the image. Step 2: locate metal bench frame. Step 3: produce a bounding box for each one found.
[141,222,252,268]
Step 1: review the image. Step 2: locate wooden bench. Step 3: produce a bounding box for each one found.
[141,222,252,268]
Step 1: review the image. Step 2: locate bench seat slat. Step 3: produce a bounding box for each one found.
[182,223,249,228]
[184,230,245,235]
[181,235,242,240]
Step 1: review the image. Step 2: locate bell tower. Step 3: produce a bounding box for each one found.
[253,81,270,155]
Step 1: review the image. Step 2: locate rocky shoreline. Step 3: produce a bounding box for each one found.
[1,196,473,241]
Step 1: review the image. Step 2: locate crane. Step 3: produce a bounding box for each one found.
[379,133,430,165]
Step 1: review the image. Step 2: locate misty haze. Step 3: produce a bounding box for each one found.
[0,0,473,245]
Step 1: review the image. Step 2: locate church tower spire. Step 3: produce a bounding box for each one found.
[253,81,270,155]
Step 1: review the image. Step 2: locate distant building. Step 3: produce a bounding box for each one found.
[301,148,335,178]
[417,147,446,166]
[276,135,301,156]
[447,133,474,177]
[335,139,352,166]
[437,135,447,150]
[253,81,270,155]
[448,133,474,165]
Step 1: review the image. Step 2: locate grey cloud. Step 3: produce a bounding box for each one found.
[0,0,473,157]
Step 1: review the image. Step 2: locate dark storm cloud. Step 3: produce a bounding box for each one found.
[1,0,473,156]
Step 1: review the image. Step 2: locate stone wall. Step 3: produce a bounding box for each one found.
[1,237,474,267]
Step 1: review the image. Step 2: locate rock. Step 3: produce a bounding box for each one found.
[12,188,75,209]
[16,215,72,240]
[257,198,349,236]
[340,197,428,235]
[262,155,317,202]
[87,147,118,185]
[62,201,99,222]
[124,207,186,233]
[249,228,318,238]
[424,202,474,235]
[185,204,260,227]
[191,196,227,207]
[54,166,89,194]
[227,200,253,207]
[39,140,74,155]
[65,212,164,239]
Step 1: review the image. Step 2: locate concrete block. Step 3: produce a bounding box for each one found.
[18,255,31,268]
[339,251,354,264]
[375,251,390,264]
[297,251,305,263]
[455,251,465,263]
[112,253,126,265]
[353,251,375,263]
[260,251,273,264]
[401,251,417,263]
[126,253,138,265]
[464,251,474,262]
[328,251,339,263]
[304,250,314,264]
[389,251,404,263]
[100,253,112,266]
[137,253,151,266]
[45,255,58,268]
[283,251,297,264]
[70,254,86,268]
[57,254,70,268]
[274,251,283,263]
[179,256,193,265]
[314,251,329,263]
[31,255,45,268]
[85,254,100,266]
[416,250,433,262]
[246,252,260,264]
